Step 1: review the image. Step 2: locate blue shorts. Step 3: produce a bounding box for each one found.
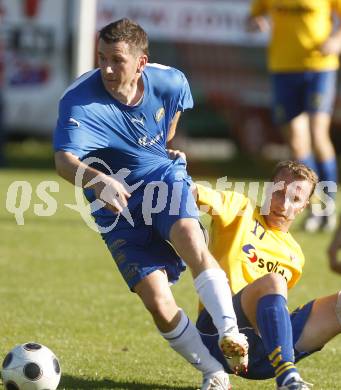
[196,290,320,380]
[271,70,337,125]
[100,158,199,290]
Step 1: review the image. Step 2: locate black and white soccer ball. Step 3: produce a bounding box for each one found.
[1,342,61,390]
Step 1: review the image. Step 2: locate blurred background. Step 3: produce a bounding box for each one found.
[0,0,340,177]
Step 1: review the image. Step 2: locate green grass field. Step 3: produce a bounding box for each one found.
[1,165,341,390]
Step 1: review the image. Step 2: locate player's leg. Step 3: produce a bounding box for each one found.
[153,164,248,372]
[240,273,306,388]
[272,72,322,233]
[286,114,326,233]
[308,71,338,231]
[271,72,317,171]
[134,269,230,389]
[105,227,230,389]
[310,113,335,163]
[283,113,313,163]
[169,217,248,371]
[294,292,341,353]
[309,112,337,230]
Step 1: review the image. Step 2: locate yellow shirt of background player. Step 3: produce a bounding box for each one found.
[196,184,305,295]
[250,0,341,72]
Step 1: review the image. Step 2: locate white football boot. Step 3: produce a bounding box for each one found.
[277,376,313,389]
[219,331,248,374]
[200,371,231,390]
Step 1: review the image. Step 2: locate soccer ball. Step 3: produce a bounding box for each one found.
[1,342,61,390]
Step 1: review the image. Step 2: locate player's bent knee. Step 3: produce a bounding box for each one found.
[143,294,177,321]
[258,273,287,295]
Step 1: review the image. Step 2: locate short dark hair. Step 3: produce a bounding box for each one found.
[99,18,149,56]
[271,160,318,198]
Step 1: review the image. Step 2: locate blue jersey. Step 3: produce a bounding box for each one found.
[53,64,194,229]
[54,64,196,288]
[53,63,193,185]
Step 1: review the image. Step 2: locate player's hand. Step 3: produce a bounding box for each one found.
[92,175,131,213]
[245,16,270,33]
[320,36,341,55]
[328,222,341,274]
[167,148,187,162]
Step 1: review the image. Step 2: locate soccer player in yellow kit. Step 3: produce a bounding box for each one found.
[195,161,341,389]
[248,0,341,232]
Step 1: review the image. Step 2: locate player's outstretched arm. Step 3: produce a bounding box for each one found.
[54,151,130,213]
[328,217,341,274]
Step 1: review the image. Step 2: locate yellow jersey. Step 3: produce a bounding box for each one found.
[250,0,341,71]
[197,184,305,294]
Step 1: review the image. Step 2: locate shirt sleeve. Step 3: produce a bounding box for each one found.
[53,98,107,158]
[196,183,248,226]
[250,0,269,17]
[177,71,194,112]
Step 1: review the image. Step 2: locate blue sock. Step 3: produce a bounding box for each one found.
[317,158,338,200]
[256,294,298,386]
[298,155,318,177]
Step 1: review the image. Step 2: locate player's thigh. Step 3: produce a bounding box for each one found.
[295,293,341,352]
[305,70,337,115]
[271,72,305,125]
[169,217,206,252]
[305,71,336,155]
[152,157,199,241]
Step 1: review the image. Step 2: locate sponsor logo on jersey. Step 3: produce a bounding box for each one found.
[131,117,145,126]
[242,243,288,280]
[242,244,258,263]
[155,107,165,122]
[138,131,163,147]
[68,117,80,127]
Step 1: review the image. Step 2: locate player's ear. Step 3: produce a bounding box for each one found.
[137,55,148,73]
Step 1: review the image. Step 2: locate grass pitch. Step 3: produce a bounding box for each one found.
[1,167,341,390]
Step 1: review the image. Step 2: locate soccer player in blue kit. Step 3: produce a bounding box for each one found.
[53,19,248,390]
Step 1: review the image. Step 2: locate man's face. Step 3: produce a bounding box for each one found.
[97,39,142,97]
[264,169,313,230]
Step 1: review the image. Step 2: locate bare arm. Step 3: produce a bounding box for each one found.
[54,151,130,213]
[167,111,181,143]
[245,15,270,33]
[165,111,188,161]
[320,24,341,55]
